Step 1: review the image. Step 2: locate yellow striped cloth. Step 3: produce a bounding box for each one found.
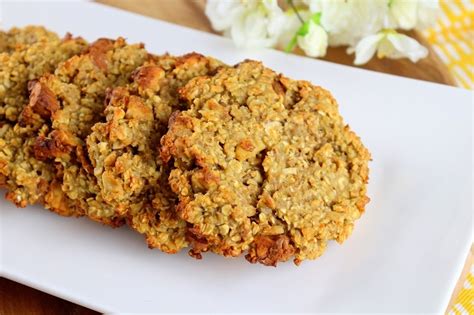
[448,265,474,315]
[426,1,474,312]
[423,0,474,89]
[424,1,473,313]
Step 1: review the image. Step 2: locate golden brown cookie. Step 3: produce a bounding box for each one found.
[86,53,224,252]
[161,60,371,265]
[0,26,59,54]
[0,27,87,211]
[0,27,87,121]
[9,38,149,225]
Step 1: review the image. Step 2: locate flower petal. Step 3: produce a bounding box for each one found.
[322,0,388,47]
[231,11,265,48]
[389,0,418,30]
[205,0,243,32]
[416,0,440,30]
[228,0,285,49]
[297,21,328,57]
[277,9,311,49]
[377,35,398,59]
[353,33,384,65]
[387,33,428,62]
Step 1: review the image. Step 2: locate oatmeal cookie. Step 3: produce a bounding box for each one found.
[8,38,149,225]
[0,26,59,54]
[0,28,87,212]
[32,38,149,225]
[0,27,87,121]
[161,60,370,265]
[86,53,224,252]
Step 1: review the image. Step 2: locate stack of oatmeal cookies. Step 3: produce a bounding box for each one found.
[0,26,370,266]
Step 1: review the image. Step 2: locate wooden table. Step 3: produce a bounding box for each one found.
[1,1,469,314]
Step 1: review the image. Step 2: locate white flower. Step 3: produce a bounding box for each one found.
[386,0,440,30]
[319,0,353,39]
[205,0,286,49]
[416,0,440,30]
[351,30,428,65]
[280,12,327,57]
[387,0,418,29]
[205,0,244,32]
[205,0,439,61]
[277,9,311,49]
[297,20,328,57]
[319,0,388,47]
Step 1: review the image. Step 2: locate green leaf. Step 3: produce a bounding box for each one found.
[311,12,321,25]
[296,21,310,36]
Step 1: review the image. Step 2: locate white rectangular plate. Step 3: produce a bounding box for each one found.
[1,1,472,313]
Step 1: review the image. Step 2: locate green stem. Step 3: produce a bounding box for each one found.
[288,0,305,25]
[285,35,298,52]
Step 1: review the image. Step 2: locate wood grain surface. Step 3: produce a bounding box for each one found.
[1,1,467,314]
